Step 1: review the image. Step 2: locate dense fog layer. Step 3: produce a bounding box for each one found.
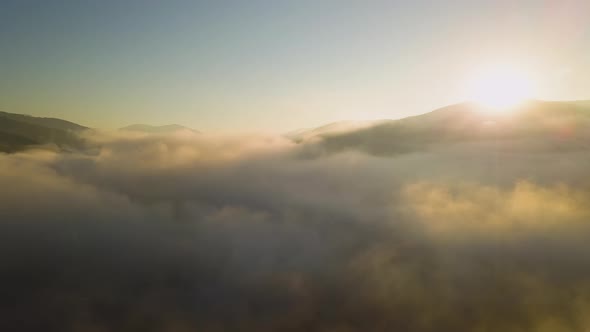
[2,129,590,332]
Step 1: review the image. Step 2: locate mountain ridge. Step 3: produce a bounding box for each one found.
[0,111,88,152]
[294,99,590,156]
[0,111,88,132]
[2,100,590,154]
[120,124,200,134]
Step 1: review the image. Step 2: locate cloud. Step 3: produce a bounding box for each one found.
[2,130,590,331]
[403,181,590,233]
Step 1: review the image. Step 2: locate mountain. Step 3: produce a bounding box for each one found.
[0,111,88,153]
[285,120,386,142]
[0,131,39,153]
[296,100,590,156]
[120,124,200,134]
[0,111,87,132]
[4,100,590,155]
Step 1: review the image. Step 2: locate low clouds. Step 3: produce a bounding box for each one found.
[2,128,590,331]
[404,181,590,233]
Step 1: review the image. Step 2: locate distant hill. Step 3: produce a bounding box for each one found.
[296,100,590,156]
[120,124,200,134]
[0,131,39,153]
[0,111,87,132]
[0,111,88,153]
[285,120,385,142]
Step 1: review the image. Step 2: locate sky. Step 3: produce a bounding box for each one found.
[1,0,590,132]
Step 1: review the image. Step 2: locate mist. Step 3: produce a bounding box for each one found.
[1,128,590,332]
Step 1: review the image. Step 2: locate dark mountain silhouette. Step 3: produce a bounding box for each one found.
[296,100,590,156]
[0,131,39,153]
[120,124,200,134]
[0,111,88,153]
[0,111,87,132]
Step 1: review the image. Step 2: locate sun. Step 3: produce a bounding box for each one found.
[467,65,536,111]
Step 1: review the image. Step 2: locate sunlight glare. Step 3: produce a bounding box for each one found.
[468,65,536,111]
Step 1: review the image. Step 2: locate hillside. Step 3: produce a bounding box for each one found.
[296,100,590,156]
[0,111,87,132]
[0,112,88,153]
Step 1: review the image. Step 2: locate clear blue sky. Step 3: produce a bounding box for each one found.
[2,0,589,131]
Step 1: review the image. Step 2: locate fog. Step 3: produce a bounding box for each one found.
[2,129,590,332]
